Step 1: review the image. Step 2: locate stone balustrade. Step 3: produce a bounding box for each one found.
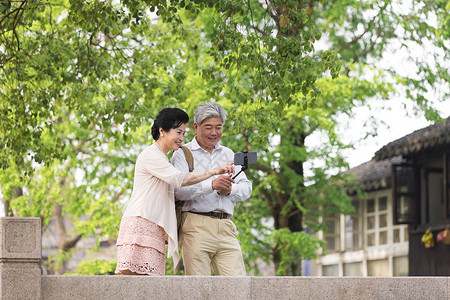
[1,217,449,300]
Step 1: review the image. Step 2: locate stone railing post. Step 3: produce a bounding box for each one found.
[0,217,42,300]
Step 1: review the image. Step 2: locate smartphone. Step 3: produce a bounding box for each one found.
[234,151,257,166]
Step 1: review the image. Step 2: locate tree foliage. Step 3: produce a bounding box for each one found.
[1,0,448,275]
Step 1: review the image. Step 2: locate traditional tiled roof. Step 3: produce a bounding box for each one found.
[346,117,450,192]
[374,117,450,161]
[345,156,403,191]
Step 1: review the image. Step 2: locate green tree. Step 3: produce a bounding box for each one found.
[183,0,448,275]
[0,0,214,273]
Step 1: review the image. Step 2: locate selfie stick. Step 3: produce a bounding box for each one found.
[232,151,248,179]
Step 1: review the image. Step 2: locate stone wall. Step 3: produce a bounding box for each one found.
[0,217,41,300]
[41,275,450,300]
[1,217,449,300]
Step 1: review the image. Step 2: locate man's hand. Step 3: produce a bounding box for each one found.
[212,174,234,195]
[217,185,232,196]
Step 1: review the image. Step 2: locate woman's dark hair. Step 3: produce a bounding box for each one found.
[151,108,189,140]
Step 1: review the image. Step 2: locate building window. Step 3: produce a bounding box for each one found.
[367,259,389,276]
[344,262,363,276]
[392,224,409,244]
[366,196,388,247]
[324,214,340,252]
[393,228,400,243]
[393,164,418,224]
[393,256,409,276]
[378,197,388,245]
[322,264,339,276]
[345,199,362,250]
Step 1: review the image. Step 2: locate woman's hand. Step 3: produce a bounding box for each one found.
[215,162,234,175]
[182,162,235,187]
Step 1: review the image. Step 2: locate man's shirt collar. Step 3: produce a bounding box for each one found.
[190,136,222,153]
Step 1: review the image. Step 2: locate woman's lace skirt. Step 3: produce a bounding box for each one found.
[115,216,167,275]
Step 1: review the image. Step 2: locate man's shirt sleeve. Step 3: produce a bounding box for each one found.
[226,164,252,202]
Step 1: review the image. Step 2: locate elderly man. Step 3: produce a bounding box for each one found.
[172,102,252,276]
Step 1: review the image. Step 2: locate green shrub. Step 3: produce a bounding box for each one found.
[68,259,117,275]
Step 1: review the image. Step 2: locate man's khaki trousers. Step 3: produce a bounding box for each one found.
[180,212,246,276]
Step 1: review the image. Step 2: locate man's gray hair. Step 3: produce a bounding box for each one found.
[194,102,228,125]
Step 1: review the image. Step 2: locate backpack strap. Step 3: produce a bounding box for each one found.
[175,145,193,272]
[180,145,194,173]
[175,145,193,210]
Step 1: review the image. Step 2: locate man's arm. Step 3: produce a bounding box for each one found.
[222,165,252,202]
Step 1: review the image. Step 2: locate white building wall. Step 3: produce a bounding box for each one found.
[311,189,409,276]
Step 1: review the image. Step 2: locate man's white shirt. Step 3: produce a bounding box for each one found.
[172,137,252,216]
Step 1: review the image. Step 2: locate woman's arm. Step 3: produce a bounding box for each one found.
[181,163,234,187]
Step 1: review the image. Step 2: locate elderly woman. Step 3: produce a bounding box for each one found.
[115,108,234,276]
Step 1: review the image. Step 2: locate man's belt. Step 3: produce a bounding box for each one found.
[187,211,231,219]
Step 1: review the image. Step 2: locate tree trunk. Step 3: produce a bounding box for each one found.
[52,202,83,275]
[3,199,10,217]
[272,128,306,275]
